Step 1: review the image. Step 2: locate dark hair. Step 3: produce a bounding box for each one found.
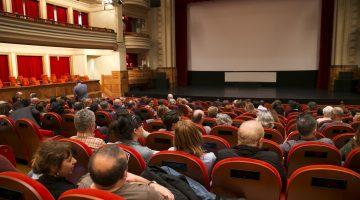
[50,97,57,104]
[100,101,109,110]
[109,114,136,141]
[0,102,11,116]
[89,103,100,113]
[273,104,284,116]
[163,110,180,131]
[51,102,64,115]
[73,102,84,111]
[13,101,23,110]
[21,99,30,107]
[89,144,128,187]
[297,113,317,137]
[35,101,46,113]
[32,141,72,175]
[307,101,317,111]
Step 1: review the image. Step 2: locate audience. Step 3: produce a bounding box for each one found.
[256,110,275,129]
[216,113,232,126]
[71,109,105,150]
[340,125,360,160]
[161,110,180,131]
[9,99,41,127]
[319,107,351,132]
[317,106,333,124]
[207,106,218,118]
[192,110,211,134]
[286,100,300,117]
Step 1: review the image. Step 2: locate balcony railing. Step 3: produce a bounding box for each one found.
[124,32,151,49]
[124,0,150,8]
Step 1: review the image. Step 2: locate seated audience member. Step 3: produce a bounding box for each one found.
[216,120,286,183]
[307,101,317,111]
[50,101,65,115]
[319,107,352,132]
[157,105,170,120]
[83,98,93,109]
[167,93,174,101]
[256,110,274,129]
[0,101,12,117]
[35,101,47,116]
[340,126,360,160]
[280,114,334,154]
[286,100,300,117]
[109,114,157,161]
[207,106,218,118]
[272,100,285,116]
[170,120,216,173]
[89,144,174,200]
[89,102,100,113]
[31,141,77,199]
[100,101,112,113]
[0,155,17,172]
[192,110,211,134]
[113,98,124,111]
[169,98,176,105]
[71,109,105,150]
[12,91,23,104]
[233,99,244,109]
[73,102,84,113]
[353,112,360,122]
[244,102,257,115]
[161,110,180,132]
[30,97,40,107]
[216,113,233,126]
[317,106,333,124]
[9,99,41,127]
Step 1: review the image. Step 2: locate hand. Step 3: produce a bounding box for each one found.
[150,183,174,200]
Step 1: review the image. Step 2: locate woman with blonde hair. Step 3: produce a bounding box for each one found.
[169,120,216,173]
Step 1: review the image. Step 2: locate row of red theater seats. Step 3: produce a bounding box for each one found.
[0,75,89,88]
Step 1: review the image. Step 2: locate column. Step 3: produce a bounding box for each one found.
[68,7,73,24]
[9,53,18,77]
[39,0,47,19]
[43,54,50,76]
[4,0,11,12]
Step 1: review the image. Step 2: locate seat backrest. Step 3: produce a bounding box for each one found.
[41,112,62,131]
[286,123,297,135]
[59,138,92,184]
[344,147,360,174]
[202,117,217,127]
[0,171,55,200]
[95,111,112,127]
[61,114,77,137]
[117,144,146,175]
[145,119,165,132]
[145,131,174,151]
[286,142,341,176]
[202,135,230,155]
[0,145,16,167]
[149,150,210,189]
[193,123,206,135]
[234,115,254,121]
[211,157,282,200]
[273,122,285,137]
[0,117,25,161]
[0,79,3,88]
[59,188,124,200]
[240,112,257,118]
[322,125,355,139]
[287,165,360,200]
[263,128,284,144]
[210,125,238,147]
[260,139,283,159]
[332,133,355,149]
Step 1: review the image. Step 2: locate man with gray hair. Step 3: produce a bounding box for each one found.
[216,120,286,183]
[317,106,333,124]
[192,110,211,134]
[71,109,105,150]
[319,107,352,132]
[216,113,233,126]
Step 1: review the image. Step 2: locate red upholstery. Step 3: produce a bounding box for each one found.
[210,125,238,147]
[332,133,355,149]
[0,171,54,200]
[240,112,257,118]
[59,188,125,200]
[41,112,62,131]
[0,117,26,160]
[260,139,283,158]
[59,138,92,184]
[144,119,165,132]
[273,122,285,137]
[0,145,16,167]
[232,119,244,127]
[287,165,360,200]
[145,131,174,151]
[286,142,341,176]
[285,123,297,135]
[61,114,77,137]
[117,144,146,175]
[235,115,254,121]
[344,147,360,174]
[202,135,230,154]
[286,130,325,141]
[264,128,284,144]
[95,111,112,127]
[193,123,206,135]
[149,150,210,189]
[202,117,217,127]
[211,157,282,199]
[322,125,355,139]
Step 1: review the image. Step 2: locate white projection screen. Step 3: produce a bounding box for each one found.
[188,0,322,72]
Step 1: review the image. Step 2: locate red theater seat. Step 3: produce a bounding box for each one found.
[61,114,78,137]
[0,171,54,200]
[287,165,360,200]
[264,128,284,144]
[0,145,16,167]
[149,150,210,189]
[193,123,206,135]
[221,112,238,119]
[202,117,217,127]
[0,117,26,161]
[350,121,360,130]
[137,106,155,119]
[202,135,230,154]
[210,125,238,147]
[211,157,282,200]
[117,144,146,175]
[261,139,283,159]
[144,119,165,132]
[344,147,360,174]
[332,133,355,149]
[322,125,355,139]
[41,112,62,131]
[59,188,124,200]
[145,131,174,151]
[286,130,325,141]
[286,142,341,176]
[273,122,285,137]
[95,111,112,127]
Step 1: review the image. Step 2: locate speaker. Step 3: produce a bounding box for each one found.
[150,0,161,7]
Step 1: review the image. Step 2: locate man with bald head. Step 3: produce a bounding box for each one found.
[89,144,173,200]
[192,109,211,134]
[216,120,286,182]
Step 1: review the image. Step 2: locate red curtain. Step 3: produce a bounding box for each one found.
[73,10,79,25]
[12,0,24,15]
[56,6,67,23]
[50,56,70,78]
[25,0,39,18]
[17,56,43,79]
[0,55,10,82]
[81,12,88,27]
[46,3,55,21]
[175,1,189,86]
[0,0,3,11]
[123,16,132,32]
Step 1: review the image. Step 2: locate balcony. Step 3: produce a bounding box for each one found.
[124,0,150,8]
[124,32,151,50]
[0,11,117,50]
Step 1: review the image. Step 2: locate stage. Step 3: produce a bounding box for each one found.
[126,86,360,105]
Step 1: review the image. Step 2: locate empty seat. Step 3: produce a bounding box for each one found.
[322,125,355,139]
[0,145,16,167]
[145,131,174,151]
[95,111,112,127]
[41,112,62,132]
[344,147,360,174]
[59,188,124,200]
[117,144,146,175]
[202,135,230,154]
[263,128,284,144]
[286,165,360,200]
[149,150,210,189]
[332,133,355,149]
[210,125,239,147]
[286,142,341,176]
[0,171,55,200]
[211,157,282,199]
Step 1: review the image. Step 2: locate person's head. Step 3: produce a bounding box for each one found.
[35,101,46,113]
[83,98,93,108]
[192,110,205,124]
[30,98,39,106]
[89,102,100,113]
[273,104,284,116]
[245,102,255,112]
[238,120,264,147]
[256,110,274,129]
[216,113,233,126]
[50,97,57,104]
[12,101,23,110]
[332,107,344,120]
[100,101,109,110]
[73,102,84,112]
[167,93,174,100]
[174,120,203,157]
[113,99,123,109]
[74,109,96,134]
[157,105,170,119]
[0,101,11,116]
[297,113,317,138]
[21,99,30,107]
[162,110,180,131]
[89,144,128,189]
[32,141,76,177]
[307,101,317,111]
[109,113,136,141]
[289,100,299,110]
[233,99,243,108]
[207,106,218,118]
[51,102,64,115]
[353,113,360,122]
[322,106,333,118]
